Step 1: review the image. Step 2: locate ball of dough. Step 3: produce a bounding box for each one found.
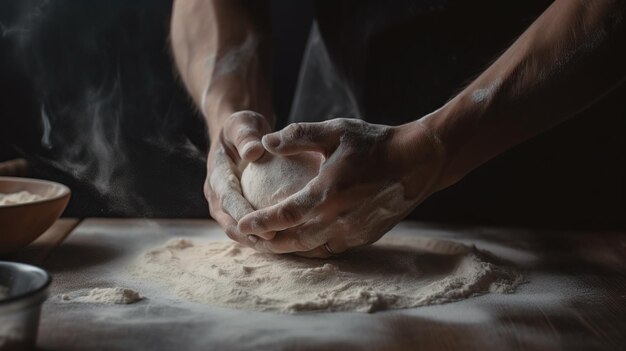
[241,152,322,209]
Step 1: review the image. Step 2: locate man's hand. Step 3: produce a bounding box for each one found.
[205,110,274,245]
[237,118,448,257]
[171,0,275,242]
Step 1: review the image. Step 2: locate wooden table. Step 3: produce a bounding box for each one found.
[11,218,79,264]
[17,219,626,350]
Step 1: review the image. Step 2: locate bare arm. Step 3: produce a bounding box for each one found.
[171,0,274,139]
[238,0,626,257]
[171,0,276,244]
[416,0,626,191]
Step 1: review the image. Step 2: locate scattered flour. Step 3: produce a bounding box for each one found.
[0,191,43,206]
[241,152,321,209]
[195,137,524,313]
[132,237,524,313]
[60,287,144,305]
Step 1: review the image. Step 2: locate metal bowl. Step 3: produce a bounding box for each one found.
[0,262,51,351]
[0,177,71,255]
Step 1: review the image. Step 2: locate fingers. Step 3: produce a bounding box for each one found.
[294,239,350,258]
[267,231,348,258]
[293,246,332,258]
[262,120,341,156]
[249,215,348,257]
[208,149,253,220]
[252,213,351,256]
[208,147,275,240]
[237,181,325,235]
[256,222,327,254]
[223,111,271,162]
[207,182,276,243]
[206,176,249,245]
[206,110,276,243]
[209,204,246,244]
[213,188,276,241]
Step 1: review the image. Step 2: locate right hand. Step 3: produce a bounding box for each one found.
[238,118,448,257]
[204,110,274,245]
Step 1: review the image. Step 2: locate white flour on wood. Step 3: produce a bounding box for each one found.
[138,152,524,312]
[0,191,43,206]
[59,287,143,305]
[132,237,524,313]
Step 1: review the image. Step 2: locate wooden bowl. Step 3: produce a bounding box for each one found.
[0,177,70,256]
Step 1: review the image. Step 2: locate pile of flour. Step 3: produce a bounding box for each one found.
[137,152,524,313]
[133,237,524,313]
[0,191,43,206]
[60,287,143,305]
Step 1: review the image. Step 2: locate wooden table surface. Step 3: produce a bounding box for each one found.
[11,218,79,263]
[16,219,626,350]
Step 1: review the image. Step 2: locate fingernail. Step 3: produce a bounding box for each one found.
[239,219,260,234]
[247,235,259,244]
[240,141,260,159]
[262,134,280,149]
[240,141,256,156]
[258,231,276,240]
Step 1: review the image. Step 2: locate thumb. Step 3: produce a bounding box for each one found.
[237,136,264,162]
[225,111,271,162]
[262,122,338,156]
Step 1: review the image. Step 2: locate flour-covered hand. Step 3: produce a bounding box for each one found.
[237,118,448,257]
[205,111,274,245]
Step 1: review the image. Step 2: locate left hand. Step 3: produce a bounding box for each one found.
[237,118,448,258]
[205,111,274,246]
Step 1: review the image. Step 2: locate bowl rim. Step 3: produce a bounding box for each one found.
[0,176,71,209]
[0,261,52,306]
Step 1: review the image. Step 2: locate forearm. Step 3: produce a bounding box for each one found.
[416,0,626,188]
[171,0,274,140]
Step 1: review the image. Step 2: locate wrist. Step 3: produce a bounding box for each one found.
[389,120,450,199]
[417,94,485,188]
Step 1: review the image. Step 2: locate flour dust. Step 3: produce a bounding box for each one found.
[132,237,525,313]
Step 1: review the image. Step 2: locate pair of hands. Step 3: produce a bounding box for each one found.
[205,111,448,258]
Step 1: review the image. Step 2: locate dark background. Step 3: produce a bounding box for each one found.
[0,0,624,229]
[0,0,313,159]
[0,0,314,218]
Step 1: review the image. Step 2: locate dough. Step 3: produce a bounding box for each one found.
[241,152,321,209]
[133,237,524,313]
[0,191,43,206]
[60,287,144,305]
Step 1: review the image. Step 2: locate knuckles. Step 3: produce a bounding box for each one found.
[290,237,311,252]
[203,180,212,201]
[328,117,350,129]
[231,110,265,122]
[223,111,269,147]
[283,122,309,142]
[276,204,303,226]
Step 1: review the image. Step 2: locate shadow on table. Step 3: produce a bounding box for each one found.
[42,241,122,273]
